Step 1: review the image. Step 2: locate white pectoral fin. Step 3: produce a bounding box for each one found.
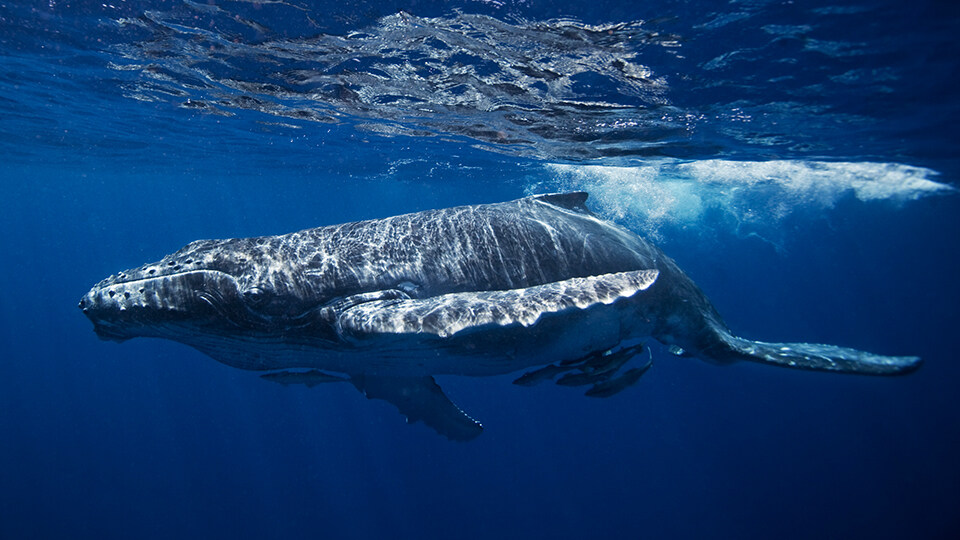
[337,269,659,338]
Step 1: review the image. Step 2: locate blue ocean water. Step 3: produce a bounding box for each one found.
[1,0,959,538]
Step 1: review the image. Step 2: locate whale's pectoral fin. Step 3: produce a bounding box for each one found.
[351,375,484,442]
[260,369,348,387]
[337,269,659,339]
[713,327,921,375]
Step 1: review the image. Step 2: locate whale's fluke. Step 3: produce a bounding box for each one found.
[713,327,921,375]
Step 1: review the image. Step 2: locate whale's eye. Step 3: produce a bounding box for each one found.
[243,287,270,307]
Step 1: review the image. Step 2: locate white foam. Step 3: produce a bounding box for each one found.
[541,159,953,238]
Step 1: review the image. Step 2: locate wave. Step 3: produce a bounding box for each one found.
[539,160,954,240]
[94,0,956,166]
[2,1,953,172]
[109,7,684,160]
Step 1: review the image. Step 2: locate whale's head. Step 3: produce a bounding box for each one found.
[79,237,333,346]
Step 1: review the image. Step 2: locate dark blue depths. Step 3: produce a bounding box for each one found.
[1,1,959,539]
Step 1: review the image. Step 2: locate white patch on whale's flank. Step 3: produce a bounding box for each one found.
[543,160,953,238]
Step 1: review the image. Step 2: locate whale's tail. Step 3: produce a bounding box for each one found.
[703,323,921,375]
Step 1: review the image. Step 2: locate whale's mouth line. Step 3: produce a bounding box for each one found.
[105,269,236,288]
[82,269,242,322]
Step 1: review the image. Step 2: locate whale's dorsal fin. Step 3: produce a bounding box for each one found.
[532,192,591,213]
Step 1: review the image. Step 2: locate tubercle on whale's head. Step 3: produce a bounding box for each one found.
[78,237,328,342]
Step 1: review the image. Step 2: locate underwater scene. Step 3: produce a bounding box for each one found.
[1,0,958,538]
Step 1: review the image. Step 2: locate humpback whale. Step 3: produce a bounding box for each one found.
[79,193,920,440]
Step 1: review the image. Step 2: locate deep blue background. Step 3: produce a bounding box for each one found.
[1,1,959,539]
